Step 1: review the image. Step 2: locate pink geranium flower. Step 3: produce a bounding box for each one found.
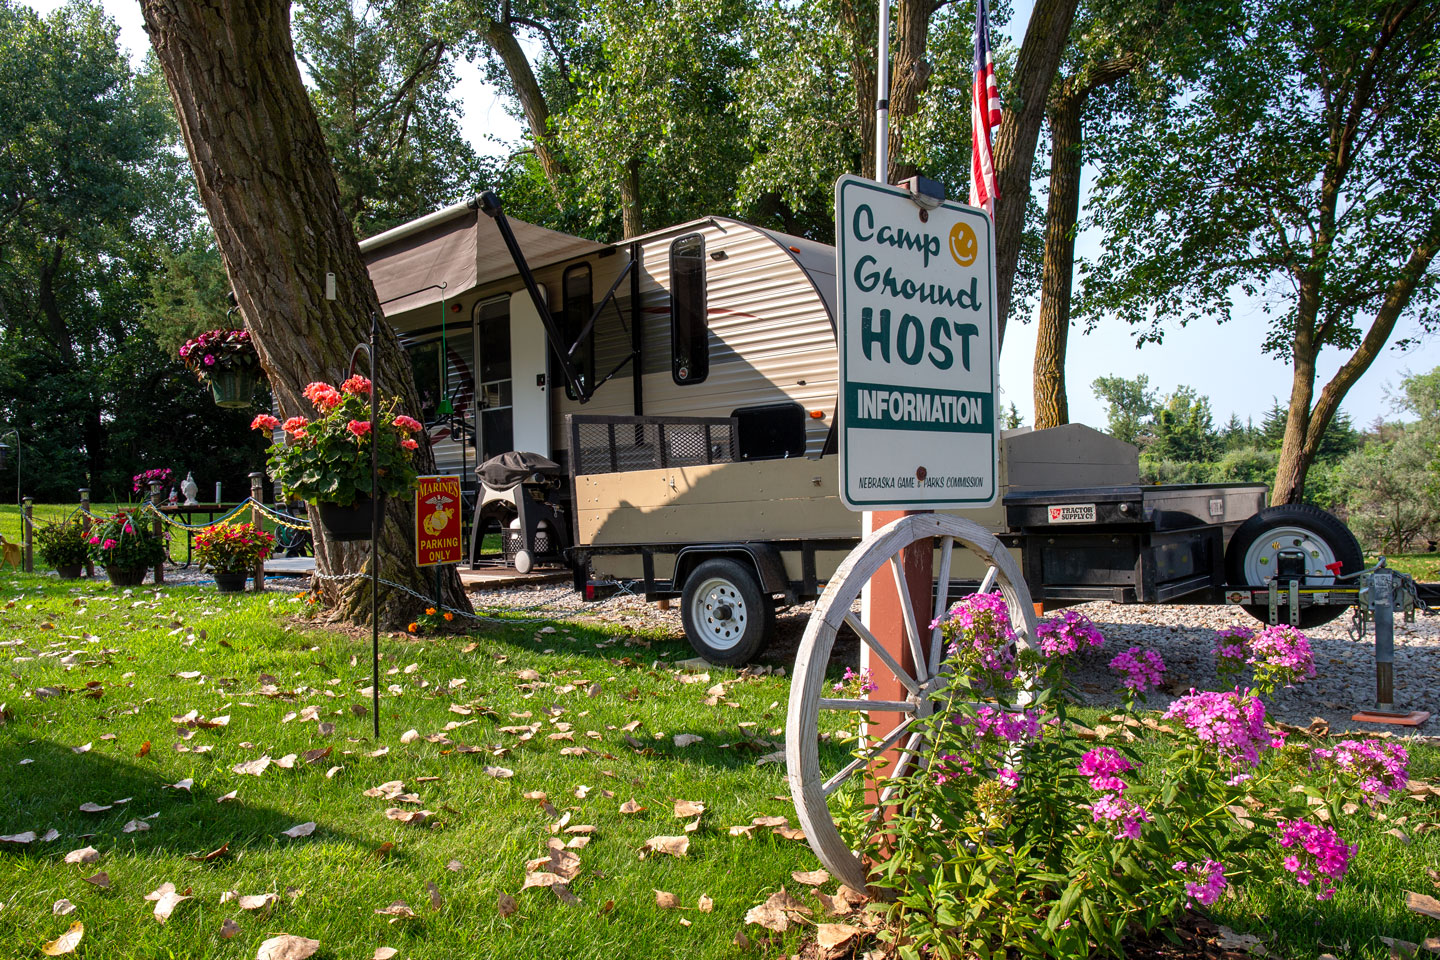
[251,414,280,431]
[392,414,423,433]
[347,419,372,438]
[340,375,372,395]
[401,437,418,451]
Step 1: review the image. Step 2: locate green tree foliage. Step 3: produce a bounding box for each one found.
[1148,385,1216,462]
[294,0,489,239]
[1337,368,1440,550]
[1079,0,1440,504]
[1090,373,1157,447]
[0,0,263,501]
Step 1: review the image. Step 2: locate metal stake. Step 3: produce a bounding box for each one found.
[370,311,380,739]
[875,0,890,182]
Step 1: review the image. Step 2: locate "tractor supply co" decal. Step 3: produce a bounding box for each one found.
[1047,504,1097,524]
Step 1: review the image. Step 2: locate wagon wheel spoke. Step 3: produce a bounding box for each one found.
[819,697,917,713]
[928,536,956,674]
[888,555,930,684]
[866,733,929,818]
[977,563,999,594]
[844,613,921,697]
[820,718,916,797]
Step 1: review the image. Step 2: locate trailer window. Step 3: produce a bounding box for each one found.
[732,402,807,460]
[561,264,594,400]
[669,234,708,385]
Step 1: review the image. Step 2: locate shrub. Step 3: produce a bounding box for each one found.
[86,510,166,570]
[34,520,89,568]
[866,596,1393,959]
[193,521,276,573]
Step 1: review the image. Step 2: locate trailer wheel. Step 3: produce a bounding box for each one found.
[1225,504,1363,628]
[681,559,773,665]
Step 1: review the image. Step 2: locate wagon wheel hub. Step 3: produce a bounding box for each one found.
[714,603,733,621]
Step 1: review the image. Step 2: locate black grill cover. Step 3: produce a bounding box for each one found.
[477,451,562,491]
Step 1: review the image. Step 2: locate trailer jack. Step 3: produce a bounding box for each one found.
[1348,563,1431,726]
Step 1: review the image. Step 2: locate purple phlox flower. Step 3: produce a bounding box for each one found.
[1174,859,1228,908]
[1109,646,1166,692]
[1090,792,1150,839]
[1311,739,1409,801]
[1249,625,1316,679]
[936,592,1017,672]
[1277,818,1355,900]
[956,705,1041,744]
[1162,687,1277,766]
[1077,746,1136,792]
[1034,609,1105,658]
[933,753,976,785]
[832,666,878,695]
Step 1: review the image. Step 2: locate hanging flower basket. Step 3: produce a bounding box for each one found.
[255,376,420,543]
[210,368,260,409]
[105,566,147,587]
[315,495,379,542]
[179,328,264,409]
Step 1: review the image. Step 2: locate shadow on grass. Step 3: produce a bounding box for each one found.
[0,737,365,860]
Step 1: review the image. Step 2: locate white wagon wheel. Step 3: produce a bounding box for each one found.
[785,513,1036,891]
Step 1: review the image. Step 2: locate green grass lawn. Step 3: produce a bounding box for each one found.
[0,570,1437,958]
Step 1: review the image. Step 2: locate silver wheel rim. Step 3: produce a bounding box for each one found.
[690,576,749,651]
[1242,524,1340,585]
[785,514,1035,891]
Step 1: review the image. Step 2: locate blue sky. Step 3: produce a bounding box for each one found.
[32,0,1436,430]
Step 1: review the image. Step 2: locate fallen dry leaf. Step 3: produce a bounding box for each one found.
[375,900,417,920]
[792,869,829,886]
[187,842,230,863]
[220,918,240,939]
[483,766,515,779]
[78,802,112,813]
[82,872,110,889]
[619,799,645,815]
[233,756,272,777]
[41,920,83,956]
[282,822,316,839]
[744,899,789,932]
[239,893,279,911]
[122,819,150,834]
[643,835,690,858]
[384,808,432,825]
[373,949,398,960]
[152,888,191,923]
[255,934,320,960]
[53,899,76,916]
[497,892,518,917]
[699,894,714,913]
[674,800,706,818]
[655,889,680,909]
[1215,925,1269,956]
[216,790,238,804]
[427,881,442,911]
[1406,891,1440,921]
[816,923,862,950]
[400,729,420,744]
[446,859,463,872]
[63,846,99,865]
[673,734,704,748]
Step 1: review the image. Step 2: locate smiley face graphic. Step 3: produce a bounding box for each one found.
[949,222,978,267]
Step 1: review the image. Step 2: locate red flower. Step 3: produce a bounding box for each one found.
[282,416,309,435]
[250,414,280,431]
[347,419,372,438]
[303,381,342,412]
[392,414,423,433]
[401,437,419,451]
[341,375,372,396]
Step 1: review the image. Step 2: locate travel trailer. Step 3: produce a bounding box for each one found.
[359,193,1362,664]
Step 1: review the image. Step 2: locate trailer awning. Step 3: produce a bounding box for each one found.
[360,199,607,317]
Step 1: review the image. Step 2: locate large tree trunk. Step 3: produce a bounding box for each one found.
[619,157,642,238]
[483,19,568,194]
[139,0,471,626]
[1032,58,1134,429]
[991,0,1080,349]
[885,0,933,183]
[838,0,879,180]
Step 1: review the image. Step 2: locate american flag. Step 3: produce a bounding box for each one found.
[969,0,1002,216]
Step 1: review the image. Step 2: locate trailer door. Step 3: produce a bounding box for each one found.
[509,288,551,455]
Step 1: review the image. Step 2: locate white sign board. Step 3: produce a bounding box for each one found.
[835,174,1000,510]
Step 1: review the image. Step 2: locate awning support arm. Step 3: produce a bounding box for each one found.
[569,256,635,360]
[476,190,589,402]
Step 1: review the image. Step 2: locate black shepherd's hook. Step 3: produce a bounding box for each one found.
[346,313,381,739]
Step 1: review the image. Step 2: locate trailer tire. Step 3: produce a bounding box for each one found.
[681,559,773,665]
[1224,504,1363,628]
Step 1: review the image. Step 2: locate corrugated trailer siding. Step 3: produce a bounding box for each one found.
[552,220,837,456]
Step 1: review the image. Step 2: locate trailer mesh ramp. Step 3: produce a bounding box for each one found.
[567,415,738,476]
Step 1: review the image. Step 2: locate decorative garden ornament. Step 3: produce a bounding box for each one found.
[182,472,200,505]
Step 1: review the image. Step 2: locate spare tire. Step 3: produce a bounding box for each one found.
[1224,504,1363,628]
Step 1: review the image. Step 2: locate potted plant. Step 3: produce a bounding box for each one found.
[35,520,89,578]
[87,510,167,586]
[193,521,276,592]
[253,376,422,541]
[180,328,263,408]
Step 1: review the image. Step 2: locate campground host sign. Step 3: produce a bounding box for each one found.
[835,174,1001,511]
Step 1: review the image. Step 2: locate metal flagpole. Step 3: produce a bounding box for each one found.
[875,0,890,183]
